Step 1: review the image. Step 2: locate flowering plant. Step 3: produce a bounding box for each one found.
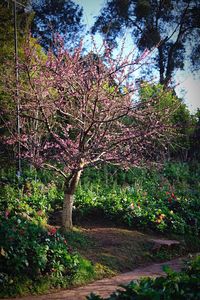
[0,214,80,279]
[1,37,175,229]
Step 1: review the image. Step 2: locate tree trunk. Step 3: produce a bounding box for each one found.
[158,46,165,85]
[62,193,74,230]
[62,168,82,231]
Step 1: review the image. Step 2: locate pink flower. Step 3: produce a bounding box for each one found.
[37,210,43,216]
[5,210,10,219]
[171,193,176,199]
[48,227,57,235]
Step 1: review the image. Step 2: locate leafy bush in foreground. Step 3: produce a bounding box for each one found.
[87,255,200,300]
[0,213,80,297]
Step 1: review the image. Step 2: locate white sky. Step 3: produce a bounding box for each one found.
[75,0,200,113]
[75,0,105,26]
[176,73,200,113]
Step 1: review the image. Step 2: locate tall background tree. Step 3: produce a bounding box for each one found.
[0,0,31,64]
[92,0,200,85]
[138,81,195,161]
[0,0,32,166]
[189,109,200,161]
[31,0,85,51]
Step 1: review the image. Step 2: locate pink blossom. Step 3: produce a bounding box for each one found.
[37,210,43,216]
[5,210,10,219]
[48,227,57,235]
[1,37,176,229]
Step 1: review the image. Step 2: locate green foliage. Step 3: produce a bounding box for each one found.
[0,171,115,296]
[0,1,32,65]
[1,163,200,236]
[139,82,177,110]
[189,109,200,161]
[139,81,195,160]
[74,163,200,236]
[87,255,200,300]
[0,162,200,296]
[0,167,64,218]
[72,258,114,286]
[73,258,96,285]
[0,2,44,167]
[0,213,80,297]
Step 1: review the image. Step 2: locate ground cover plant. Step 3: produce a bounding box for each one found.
[87,255,200,300]
[66,227,185,273]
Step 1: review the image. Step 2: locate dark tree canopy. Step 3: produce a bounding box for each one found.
[0,0,31,63]
[92,0,200,85]
[31,0,85,50]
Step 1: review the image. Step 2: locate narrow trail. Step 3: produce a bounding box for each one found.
[4,256,185,300]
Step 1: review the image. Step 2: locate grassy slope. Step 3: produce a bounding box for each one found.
[65,225,185,274]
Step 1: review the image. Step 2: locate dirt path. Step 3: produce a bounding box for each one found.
[4,256,185,300]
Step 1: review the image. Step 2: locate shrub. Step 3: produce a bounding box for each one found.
[74,182,200,235]
[73,163,200,236]
[1,162,200,236]
[0,213,80,296]
[0,178,64,224]
[87,255,200,300]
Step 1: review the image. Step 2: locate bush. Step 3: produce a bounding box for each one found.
[74,163,200,236]
[87,255,200,300]
[0,213,80,297]
[74,183,200,236]
[1,162,200,236]
[0,176,65,228]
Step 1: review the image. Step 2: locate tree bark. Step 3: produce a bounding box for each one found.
[62,193,74,230]
[62,168,82,231]
[158,46,165,84]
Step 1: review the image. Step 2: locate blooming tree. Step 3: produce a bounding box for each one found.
[2,38,174,230]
